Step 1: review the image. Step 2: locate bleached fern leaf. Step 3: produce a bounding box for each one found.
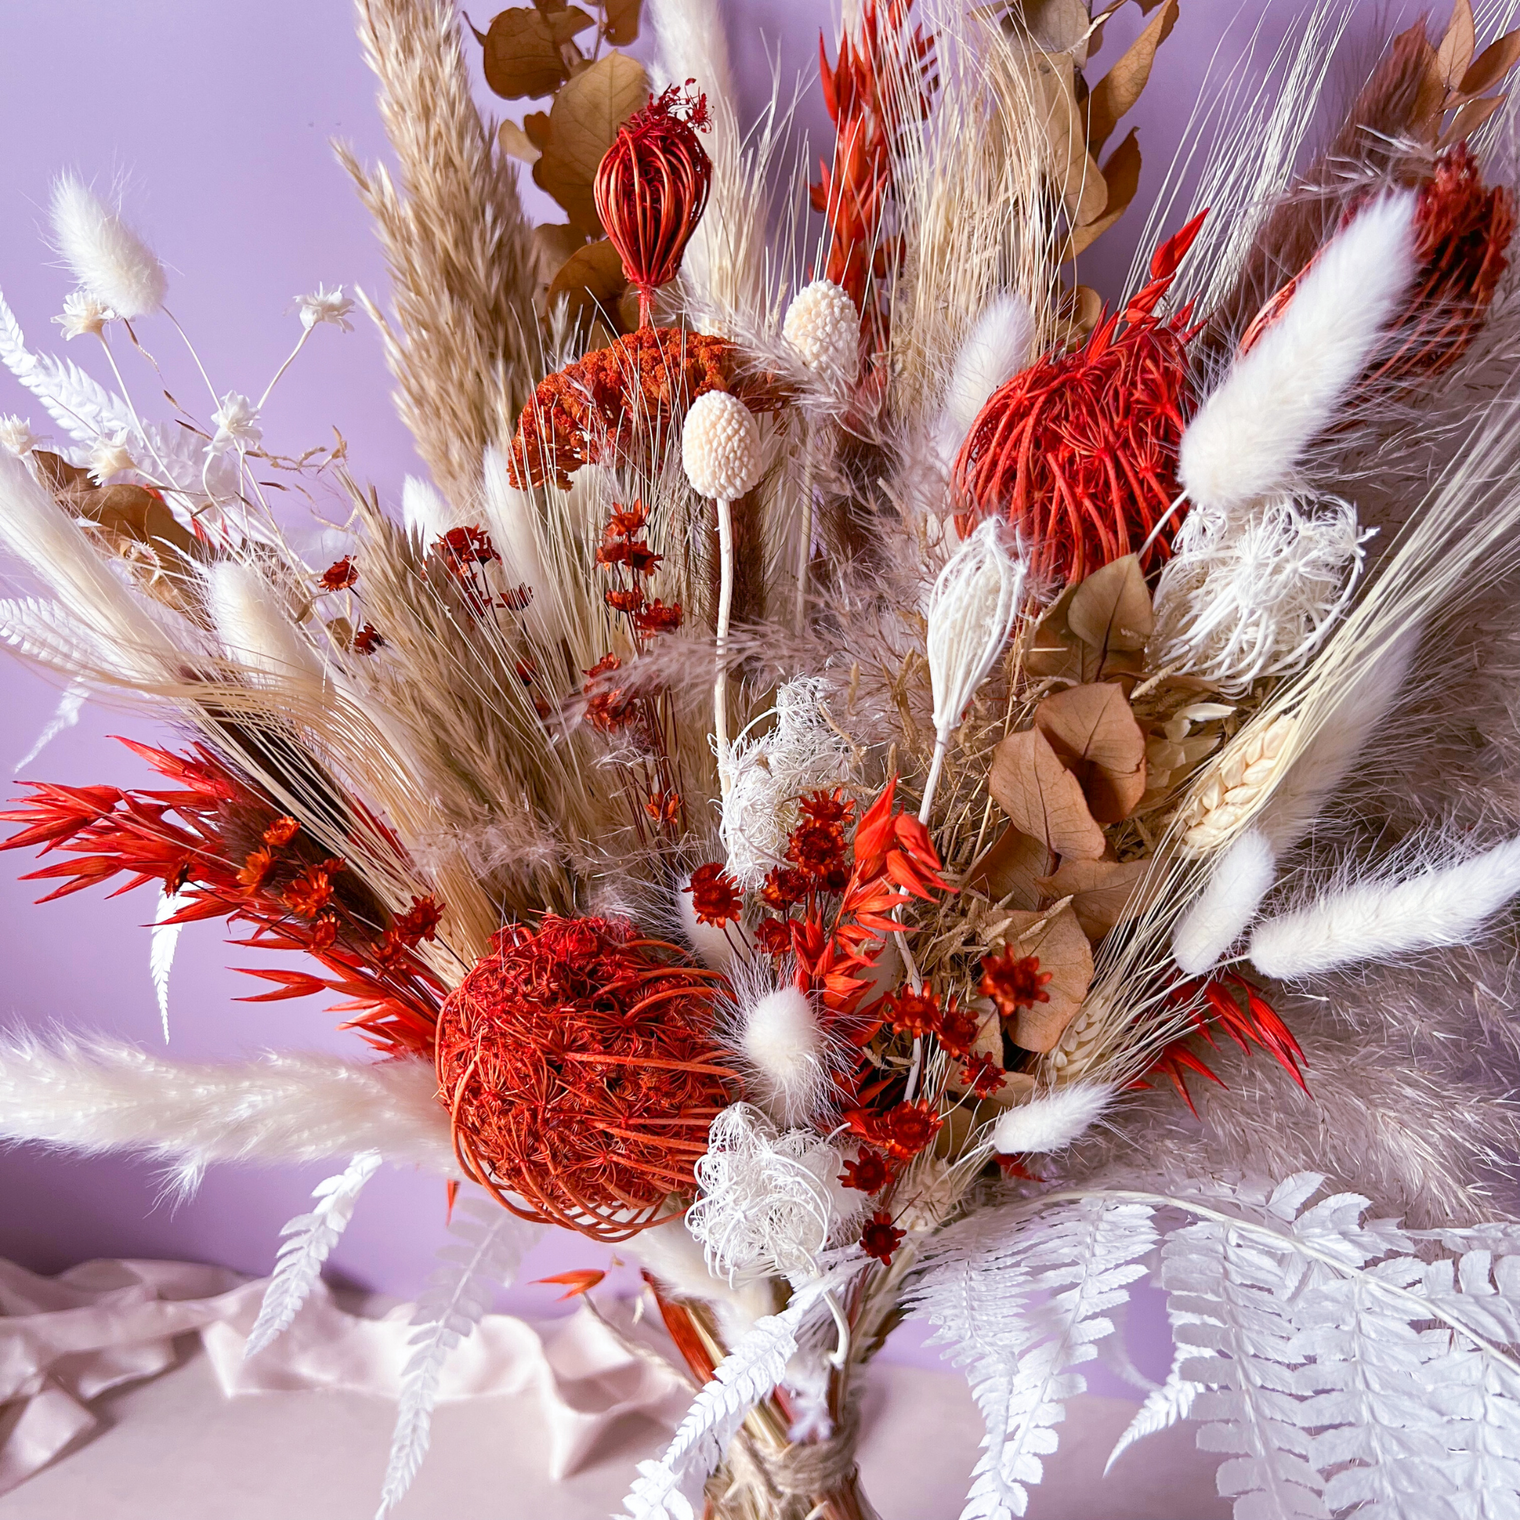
[149,890,189,1043]
[0,286,136,444]
[0,598,113,677]
[376,1194,539,1518]
[909,1196,1157,1519]
[1105,1345,1201,1476]
[621,1267,854,1520]
[244,1150,382,1358]
[1052,1173,1520,1519]
[14,680,85,774]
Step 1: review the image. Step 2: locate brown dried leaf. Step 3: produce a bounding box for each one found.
[603,0,641,46]
[1459,31,1520,96]
[546,237,630,330]
[1018,0,1093,58]
[523,110,553,151]
[530,223,588,288]
[1000,904,1095,1053]
[1439,92,1506,149]
[1437,0,1477,93]
[533,52,648,234]
[1067,554,1154,652]
[481,7,593,100]
[1034,682,1147,823]
[989,727,1107,861]
[1063,129,1141,260]
[1035,856,1149,941]
[1084,0,1178,152]
[964,826,1052,907]
[499,119,543,164]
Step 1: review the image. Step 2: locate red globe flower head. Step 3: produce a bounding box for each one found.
[683,862,743,926]
[435,915,736,1241]
[594,82,713,327]
[860,1209,906,1265]
[954,213,1206,585]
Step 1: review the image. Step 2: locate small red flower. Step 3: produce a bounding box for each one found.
[237,846,274,893]
[860,1209,906,1265]
[606,586,645,614]
[284,862,338,919]
[839,1145,892,1193]
[309,914,340,950]
[959,1052,1004,1099]
[319,556,358,592]
[632,598,682,636]
[395,894,444,945]
[583,654,640,734]
[351,622,384,654]
[882,1098,940,1159]
[262,816,299,847]
[761,865,809,911]
[755,918,794,956]
[936,998,981,1058]
[434,525,500,575]
[594,83,713,327]
[980,950,1052,1019]
[645,789,682,825]
[683,863,743,926]
[886,986,940,1039]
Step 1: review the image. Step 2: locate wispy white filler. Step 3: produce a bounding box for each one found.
[1178,191,1418,513]
[50,175,167,319]
[1250,836,1520,979]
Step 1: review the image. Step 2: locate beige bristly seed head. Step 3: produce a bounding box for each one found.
[681,391,761,500]
[782,280,860,380]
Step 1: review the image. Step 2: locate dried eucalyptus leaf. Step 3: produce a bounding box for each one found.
[1084,0,1177,152]
[533,51,648,233]
[1458,32,1520,97]
[1000,903,1094,1052]
[546,237,629,329]
[1033,681,1147,823]
[989,727,1107,860]
[523,110,552,150]
[499,119,543,164]
[1067,554,1153,652]
[482,7,588,99]
[530,223,588,288]
[1436,0,1476,93]
[1035,855,1148,940]
[1439,94,1505,150]
[1064,128,1141,259]
[603,0,641,46]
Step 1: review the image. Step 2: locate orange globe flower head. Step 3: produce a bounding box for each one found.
[435,915,736,1241]
[595,82,713,328]
[954,212,1206,586]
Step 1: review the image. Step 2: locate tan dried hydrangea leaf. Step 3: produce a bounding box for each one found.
[1000,903,1095,1053]
[602,0,642,46]
[533,52,648,235]
[500,120,543,164]
[1034,856,1148,941]
[1033,681,1147,823]
[1436,0,1476,93]
[546,237,630,331]
[1063,129,1141,261]
[530,223,588,290]
[989,727,1107,861]
[1067,553,1154,652]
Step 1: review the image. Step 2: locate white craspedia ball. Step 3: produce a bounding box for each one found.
[682,390,762,500]
[782,279,860,379]
[742,984,826,1127]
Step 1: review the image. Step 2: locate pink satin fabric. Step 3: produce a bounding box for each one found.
[0,1256,689,1494]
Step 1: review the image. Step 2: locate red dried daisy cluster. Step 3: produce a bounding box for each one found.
[430,524,527,616]
[683,862,742,926]
[320,556,358,592]
[0,740,445,1053]
[979,949,1052,1018]
[884,984,980,1057]
[954,213,1206,584]
[434,915,735,1240]
[813,0,936,351]
[508,328,776,491]
[594,83,713,329]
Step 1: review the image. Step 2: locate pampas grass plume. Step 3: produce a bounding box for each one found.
[1178,191,1417,513]
[1173,828,1276,974]
[51,175,167,319]
[990,1084,1112,1154]
[207,560,322,687]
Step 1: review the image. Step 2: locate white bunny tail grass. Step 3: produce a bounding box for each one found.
[1173,829,1276,975]
[931,293,1035,469]
[1178,190,1419,513]
[205,560,324,689]
[1250,835,1520,979]
[720,958,841,1130]
[50,175,167,319]
[990,1084,1113,1156]
[0,1032,454,1177]
[400,474,454,542]
[1150,493,1369,696]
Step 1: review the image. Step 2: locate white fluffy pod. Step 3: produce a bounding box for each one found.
[675,870,738,973]
[932,293,1035,470]
[206,560,324,690]
[400,475,455,542]
[51,175,167,319]
[1178,191,1419,513]
[740,983,833,1129]
[1249,835,1520,979]
[681,390,762,501]
[782,280,860,381]
[923,517,1027,818]
[990,1084,1113,1155]
[1172,829,1277,975]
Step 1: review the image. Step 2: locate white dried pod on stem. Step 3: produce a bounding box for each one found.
[989,1083,1113,1156]
[782,280,860,380]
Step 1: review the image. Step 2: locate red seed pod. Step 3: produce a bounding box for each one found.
[435,915,737,1241]
[594,83,713,327]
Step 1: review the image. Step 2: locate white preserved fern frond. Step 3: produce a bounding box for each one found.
[245,1150,382,1358]
[1104,1347,1201,1476]
[0,286,137,443]
[910,1196,1157,1520]
[13,679,86,773]
[621,1268,853,1520]
[148,891,189,1043]
[376,1194,539,1517]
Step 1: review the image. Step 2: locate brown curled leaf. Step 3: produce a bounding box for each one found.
[1033,682,1147,823]
[989,727,1107,861]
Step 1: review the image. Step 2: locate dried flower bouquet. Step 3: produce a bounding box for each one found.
[6,1,1520,1516]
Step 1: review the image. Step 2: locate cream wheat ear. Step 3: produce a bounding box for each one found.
[4,3,1520,1517]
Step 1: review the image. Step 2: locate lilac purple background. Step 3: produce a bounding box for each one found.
[0,0,1431,1367]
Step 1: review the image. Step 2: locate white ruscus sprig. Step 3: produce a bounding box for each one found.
[923,516,1027,822]
[682,391,763,800]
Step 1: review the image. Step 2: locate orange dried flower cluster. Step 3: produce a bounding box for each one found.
[596,499,683,642]
[435,915,735,1239]
[320,556,358,592]
[979,949,1052,1018]
[508,328,773,490]
[683,862,742,926]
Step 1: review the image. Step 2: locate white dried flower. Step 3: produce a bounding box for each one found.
[686,1104,862,1283]
[52,290,116,341]
[0,416,39,457]
[88,431,135,484]
[51,175,167,319]
[782,279,860,379]
[681,390,761,500]
[296,284,355,332]
[210,392,263,455]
